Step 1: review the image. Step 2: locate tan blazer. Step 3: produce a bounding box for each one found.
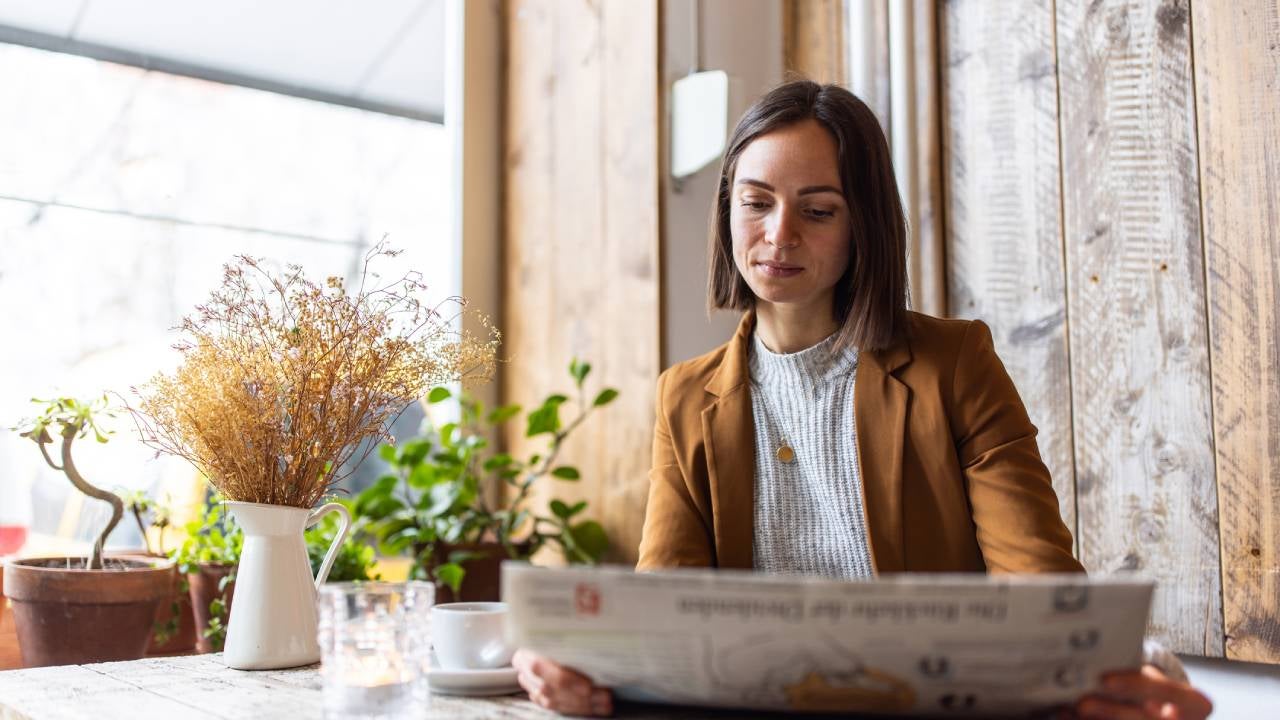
[637,311,1084,575]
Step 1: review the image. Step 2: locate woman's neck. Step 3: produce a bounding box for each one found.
[754,301,839,354]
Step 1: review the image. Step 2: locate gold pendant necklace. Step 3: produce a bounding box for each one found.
[758,384,798,465]
[775,444,796,464]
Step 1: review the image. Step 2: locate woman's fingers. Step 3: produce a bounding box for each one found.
[511,649,614,716]
[1075,695,1157,720]
[1099,667,1213,720]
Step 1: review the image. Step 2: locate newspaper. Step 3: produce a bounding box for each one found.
[502,563,1153,716]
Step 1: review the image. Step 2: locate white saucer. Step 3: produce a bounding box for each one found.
[427,656,521,697]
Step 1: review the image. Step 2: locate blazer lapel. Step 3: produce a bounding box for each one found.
[855,338,912,573]
[702,313,756,569]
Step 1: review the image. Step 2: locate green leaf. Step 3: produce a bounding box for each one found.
[592,388,620,407]
[377,444,397,462]
[354,475,401,519]
[407,463,437,489]
[567,500,587,517]
[435,563,465,593]
[423,482,461,518]
[550,499,572,519]
[385,526,425,553]
[551,466,580,480]
[569,359,591,387]
[397,439,432,467]
[483,453,514,472]
[427,387,452,404]
[568,520,609,563]
[439,423,458,448]
[525,405,560,437]
[486,404,521,424]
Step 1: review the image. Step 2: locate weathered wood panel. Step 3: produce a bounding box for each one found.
[940,0,1078,538]
[783,0,846,83]
[847,0,892,128]
[599,0,663,560]
[504,0,660,565]
[1192,0,1280,663]
[1055,0,1221,655]
[911,0,947,318]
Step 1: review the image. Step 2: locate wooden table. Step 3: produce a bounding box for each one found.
[0,654,795,719]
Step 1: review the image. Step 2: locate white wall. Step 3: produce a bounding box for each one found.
[1180,655,1280,718]
[660,0,783,368]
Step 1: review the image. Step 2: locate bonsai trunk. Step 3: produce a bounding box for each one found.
[40,428,123,570]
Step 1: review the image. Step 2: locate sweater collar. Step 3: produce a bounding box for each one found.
[748,328,858,389]
[704,311,910,397]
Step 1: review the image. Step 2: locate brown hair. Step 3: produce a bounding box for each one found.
[707,80,909,352]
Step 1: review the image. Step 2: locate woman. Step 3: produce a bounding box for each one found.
[514,81,1212,720]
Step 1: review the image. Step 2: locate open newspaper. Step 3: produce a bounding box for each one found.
[502,563,1153,716]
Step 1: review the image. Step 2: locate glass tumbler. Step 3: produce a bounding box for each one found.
[318,581,434,719]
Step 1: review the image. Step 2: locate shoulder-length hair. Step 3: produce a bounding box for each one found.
[707,80,909,352]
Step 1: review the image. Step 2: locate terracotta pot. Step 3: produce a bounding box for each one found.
[427,542,529,603]
[3,556,173,667]
[187,562,236,653]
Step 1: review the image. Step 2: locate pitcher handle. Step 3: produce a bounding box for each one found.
[306,503,352,591]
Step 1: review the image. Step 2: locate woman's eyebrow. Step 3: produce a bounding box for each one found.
[797,185,843,196]
[735,177,842,196]
[735,177,775,191]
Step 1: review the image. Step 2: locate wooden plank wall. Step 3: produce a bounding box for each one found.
[940,0,1080,542]
[1191,0,1280,662]
[942,0,1280,661]
[910,0,947,318]
[783,0,846,83]
[1056,0,1221,655]
[818,0,948,315]
[503,0,661,565]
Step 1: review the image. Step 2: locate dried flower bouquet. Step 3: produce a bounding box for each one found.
[130,244,498,508]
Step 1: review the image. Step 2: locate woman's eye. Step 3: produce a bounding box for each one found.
[740,201,770,211]
[806,208,835,219]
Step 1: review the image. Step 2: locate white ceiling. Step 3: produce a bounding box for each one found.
[0,0,446,120]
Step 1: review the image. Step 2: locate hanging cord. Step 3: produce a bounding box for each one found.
[689,0,702,75]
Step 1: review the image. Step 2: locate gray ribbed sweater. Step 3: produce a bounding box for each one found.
[748,330,874,578]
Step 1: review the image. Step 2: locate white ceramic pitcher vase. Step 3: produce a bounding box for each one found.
[222,500,351,670]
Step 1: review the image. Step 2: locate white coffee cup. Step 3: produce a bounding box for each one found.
[431,601,513,670]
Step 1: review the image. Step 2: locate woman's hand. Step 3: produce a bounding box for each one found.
[512,648,614,717]
[1073,665,1212,719]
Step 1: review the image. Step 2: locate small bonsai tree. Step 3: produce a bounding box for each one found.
[16,395,121,569]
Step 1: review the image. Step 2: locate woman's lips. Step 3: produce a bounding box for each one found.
[756,261,803,278]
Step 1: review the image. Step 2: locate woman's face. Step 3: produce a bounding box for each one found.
[730,119,850,314]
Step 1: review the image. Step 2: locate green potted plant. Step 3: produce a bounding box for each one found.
[5,396,174,666]
[171,494,241,653]
[358,359,615,602]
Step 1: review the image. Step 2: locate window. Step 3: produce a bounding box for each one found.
[0,42,453,555]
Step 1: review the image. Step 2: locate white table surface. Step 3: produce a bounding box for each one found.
[0,653,790,720]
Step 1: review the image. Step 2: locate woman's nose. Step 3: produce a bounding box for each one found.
[765,206,800,248]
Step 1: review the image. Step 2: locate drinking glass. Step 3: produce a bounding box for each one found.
[317,581,434,719]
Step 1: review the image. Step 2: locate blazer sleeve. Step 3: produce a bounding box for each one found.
[635,369,715,570]
[951,320,1085,574]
